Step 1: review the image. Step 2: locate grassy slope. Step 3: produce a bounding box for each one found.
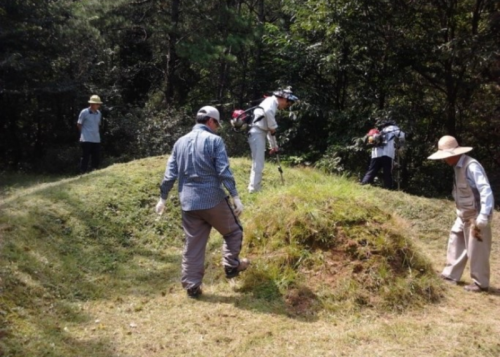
[0,157,499,357]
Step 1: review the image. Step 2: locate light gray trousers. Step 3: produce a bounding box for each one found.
[248,129,267,193]
[181,198,243,290]
[442,216,492,288]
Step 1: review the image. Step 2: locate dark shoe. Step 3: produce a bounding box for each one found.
[464,284,488,293]
[187,286,202,298]
[225,258,250,279]
[439,274,458,285]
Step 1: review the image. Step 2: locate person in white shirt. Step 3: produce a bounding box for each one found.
[428,135,494,292]
[360,120,405,189]
[247,87,298,193]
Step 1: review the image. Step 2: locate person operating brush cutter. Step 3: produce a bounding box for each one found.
[247,86,298,193]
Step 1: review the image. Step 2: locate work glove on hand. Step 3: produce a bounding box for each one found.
[269,147,279,155]
[155,198,166,215]
[232,196,244,217]
[475,214,489,229]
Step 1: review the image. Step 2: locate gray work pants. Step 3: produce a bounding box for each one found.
[442,216,492,288]
[181,197,243,290]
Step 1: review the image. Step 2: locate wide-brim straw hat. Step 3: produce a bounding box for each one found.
[88,95,103,104]
[427,135,472,160]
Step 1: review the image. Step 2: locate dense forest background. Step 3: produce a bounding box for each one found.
[0,0,499,201]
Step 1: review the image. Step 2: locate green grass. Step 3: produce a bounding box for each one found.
[0,156,499,357]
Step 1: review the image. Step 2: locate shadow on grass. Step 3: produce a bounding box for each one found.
[0,168,183,357]
[485,287,500,296]
[195,267,321,322]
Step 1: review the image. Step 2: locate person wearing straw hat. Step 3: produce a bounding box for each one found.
[77,95,103,173]
[428,135,494,292]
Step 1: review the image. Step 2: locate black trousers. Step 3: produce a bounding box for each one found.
[80,142,100,174]
[361,156,393,189]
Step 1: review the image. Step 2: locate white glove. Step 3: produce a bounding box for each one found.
[475,214,489,229]
[233,196,244,217]
[155,198,166,215]
[451,217,464,233]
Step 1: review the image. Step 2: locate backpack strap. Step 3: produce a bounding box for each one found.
[246,106,264,125]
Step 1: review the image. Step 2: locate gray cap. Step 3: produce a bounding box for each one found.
[197,106,220,122]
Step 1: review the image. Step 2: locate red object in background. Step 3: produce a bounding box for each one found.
[368,128,380,136]
[232,109,245,119]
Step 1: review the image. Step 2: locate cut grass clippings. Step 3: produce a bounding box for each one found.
[0,156,499,357]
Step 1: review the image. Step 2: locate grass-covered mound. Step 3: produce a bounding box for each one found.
[239,180,442,314]
[0,156,446,354]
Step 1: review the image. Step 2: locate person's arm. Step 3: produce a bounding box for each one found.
[212,137,244,215]
[77,110,85,131]
[267,132,278,151]
[160,147,179,200]
[265,107,278,134]
[467,162,494,216]
[156,147,179,214]
[267,107,279,150]
[213,137,238,197]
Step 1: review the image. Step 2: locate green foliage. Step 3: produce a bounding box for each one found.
[1,0,499,203]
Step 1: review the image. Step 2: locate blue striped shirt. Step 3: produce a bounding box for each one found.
[160,124,239,211]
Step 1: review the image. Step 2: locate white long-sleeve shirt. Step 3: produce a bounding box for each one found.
[250,96,279,149]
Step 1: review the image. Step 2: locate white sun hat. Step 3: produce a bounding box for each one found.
[427,135,473,160]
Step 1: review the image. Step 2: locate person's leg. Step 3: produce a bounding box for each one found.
[90,143,101,171]
[248,131,267,193]
[199,198,244,270]
[441,217,468,282]
[361,157,382,185]
[381,156,394,189]
[80,142,91,174]
[468,220,492,289]
[181,210,212,290]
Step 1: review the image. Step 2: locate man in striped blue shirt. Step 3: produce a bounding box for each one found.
[155,106,249,298]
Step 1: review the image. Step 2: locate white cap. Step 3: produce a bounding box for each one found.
[197,106,220,123]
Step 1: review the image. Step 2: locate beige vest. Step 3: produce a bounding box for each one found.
[453,155,484,220]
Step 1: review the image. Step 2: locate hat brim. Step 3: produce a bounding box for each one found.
[89,100,103,104]
[427,147,473,160]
